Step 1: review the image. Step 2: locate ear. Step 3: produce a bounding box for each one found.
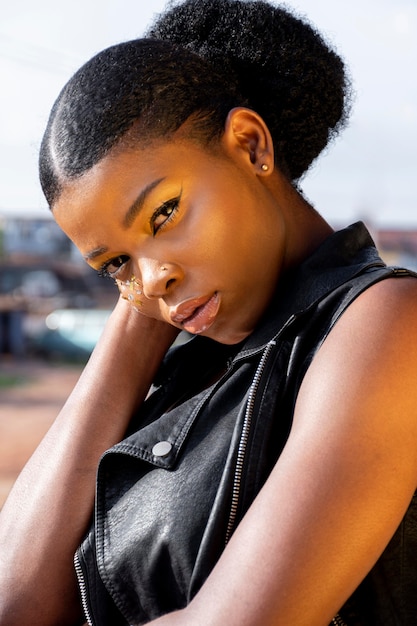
[222,107,274,175]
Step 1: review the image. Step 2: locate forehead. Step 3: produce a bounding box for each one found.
[51,137,226,246]
[54,140,171,205]
[54,129,227,207]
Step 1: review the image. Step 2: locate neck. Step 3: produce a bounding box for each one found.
[268,171,334,272]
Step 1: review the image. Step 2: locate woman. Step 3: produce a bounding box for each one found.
[1,1,417,624]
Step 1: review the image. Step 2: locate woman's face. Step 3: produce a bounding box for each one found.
[53,136,287,344]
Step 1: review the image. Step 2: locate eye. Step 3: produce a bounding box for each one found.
[150,195,181,235]
[98,254,130,279]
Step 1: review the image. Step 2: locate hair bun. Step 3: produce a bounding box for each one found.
[147,0,351,180]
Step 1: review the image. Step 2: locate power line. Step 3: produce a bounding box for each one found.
[0,32,83,75]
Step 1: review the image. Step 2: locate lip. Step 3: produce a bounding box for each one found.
[169,292,220,334]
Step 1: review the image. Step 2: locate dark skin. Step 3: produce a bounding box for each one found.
[1,109,417,626]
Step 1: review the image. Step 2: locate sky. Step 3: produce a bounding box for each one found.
[0,0,416,228]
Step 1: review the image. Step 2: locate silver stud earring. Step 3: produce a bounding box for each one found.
[261,164,269,172]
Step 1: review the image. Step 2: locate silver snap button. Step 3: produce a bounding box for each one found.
[152,441,172,457]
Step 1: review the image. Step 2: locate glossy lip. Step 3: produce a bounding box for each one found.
[169,292,220,334]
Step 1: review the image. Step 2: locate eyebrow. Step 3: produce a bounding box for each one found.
[122,177,166,229]
[83,177,166,262]
[84,245,109,262]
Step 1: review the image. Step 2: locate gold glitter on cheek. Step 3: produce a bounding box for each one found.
[116,275,143,307]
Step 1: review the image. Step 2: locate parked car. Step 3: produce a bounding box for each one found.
[31,308,112,361]
[31,308,193,361]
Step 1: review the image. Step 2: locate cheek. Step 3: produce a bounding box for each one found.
[170,203,226,263]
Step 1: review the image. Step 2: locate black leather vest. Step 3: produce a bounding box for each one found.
[75,223,417,626]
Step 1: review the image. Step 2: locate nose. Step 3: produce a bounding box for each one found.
[139,258,182,299]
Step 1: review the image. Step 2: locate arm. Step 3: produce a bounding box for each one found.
[0,297,178,626]
[149,277,417,626]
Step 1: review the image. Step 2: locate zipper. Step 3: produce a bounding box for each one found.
[74,549,94,626]
[225,338,277,543]
[391,266,416,276]
[224,338,350,624]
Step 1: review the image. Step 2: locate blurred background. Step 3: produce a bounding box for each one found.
[1,0,417,362]
[0,0,416,505]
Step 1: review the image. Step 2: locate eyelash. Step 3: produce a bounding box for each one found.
[149,195,180,235]
[98,255,130,280]
[97,194,181,280]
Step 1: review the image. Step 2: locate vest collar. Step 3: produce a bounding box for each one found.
[240,222,384,354]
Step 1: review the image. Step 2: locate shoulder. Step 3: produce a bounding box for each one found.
[328,273,417,364]
[293,274,417,480]
[314,273,417,364]
[296,273,417,406]
[299,273,417,406]
[349,272,417,323]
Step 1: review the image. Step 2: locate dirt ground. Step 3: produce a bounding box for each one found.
[0,356,83,509]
